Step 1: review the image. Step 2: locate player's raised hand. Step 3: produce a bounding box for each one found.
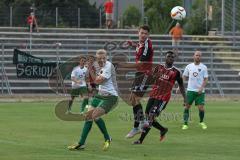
[127,40,137,47]
[76,80,82,84]
[198,87,203,94]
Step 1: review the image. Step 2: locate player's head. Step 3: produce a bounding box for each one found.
[193,50,202,64]
[165,51,175,66]
[79,56,86,67]
[87,55,95,64]
[96,49,107,67]
[138,25,150,42]
[30,12,34,16]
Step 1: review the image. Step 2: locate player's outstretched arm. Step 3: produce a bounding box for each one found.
[95,75,105,84]
[127,40,137,47]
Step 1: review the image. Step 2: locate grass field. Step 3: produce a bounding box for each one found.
[0,100,240,160]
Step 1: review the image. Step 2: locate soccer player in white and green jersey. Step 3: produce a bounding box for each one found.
[182,51,208,130]
[68,49,118,151]
[68,56,91,113]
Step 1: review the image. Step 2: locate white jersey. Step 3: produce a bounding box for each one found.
[98,61,118,96]
[183,63,208,92]
[71,66,87,88]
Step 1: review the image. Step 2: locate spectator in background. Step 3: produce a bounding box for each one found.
[27,12,39,33]
[169,23,183,55]
[104,0,114,29]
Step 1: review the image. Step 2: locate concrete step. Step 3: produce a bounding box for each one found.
[0,27,138,34]
[0,27,239,95]
[1,27,237,39]
[2,37,238,48]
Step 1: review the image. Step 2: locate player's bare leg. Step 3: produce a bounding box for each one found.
[92,108,106,120]
[84,107,95,121]
[134,112,168,144]
[67,96,75,112]
[129,92,141,106]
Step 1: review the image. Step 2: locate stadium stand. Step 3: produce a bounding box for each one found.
[0,27,240,96]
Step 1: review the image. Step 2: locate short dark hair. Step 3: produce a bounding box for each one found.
[87,55,95,60]
[139,25,150,33]
[79,56,87,61]
[165,51,175,57]
[88,55,95,58]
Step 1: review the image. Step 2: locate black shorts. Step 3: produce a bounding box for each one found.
[90,83,97,89]
[131,72,149,97]
[145,98,168,117]
[28,24,36,31]
[88,83,98,95]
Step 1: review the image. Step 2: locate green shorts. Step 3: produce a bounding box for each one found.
[70,87,88,97]
[91,94,118,113]
[187,91,205,106]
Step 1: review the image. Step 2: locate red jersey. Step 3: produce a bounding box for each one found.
[149,64,181,101]
[135,38,154,72]
[27,15,37,24]
[104,1,113,13]
[27,16,33,24]
[88,65,96,84]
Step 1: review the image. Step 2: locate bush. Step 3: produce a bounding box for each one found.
[123,5,141,28]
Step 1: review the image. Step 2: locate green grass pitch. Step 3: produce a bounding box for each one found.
[0,100,240,160]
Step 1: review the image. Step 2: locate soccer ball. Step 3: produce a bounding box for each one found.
[171,6,186,21]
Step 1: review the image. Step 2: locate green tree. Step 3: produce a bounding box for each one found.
[34,0,99,27]
[208,0,222,31]
[123,5,141,28]
[0,0,99,28]
[144,0,182,34]
[184,0,221,35]
[0,0,12,26]
[184,0,206,34]
[12,0,32,27]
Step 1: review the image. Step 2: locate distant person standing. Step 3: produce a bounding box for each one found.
[68,57,90,114]
[27,12,39,32]
[169,23,183,55]
[104,0,114,29]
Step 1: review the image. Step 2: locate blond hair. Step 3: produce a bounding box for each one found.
[96,49,107,56]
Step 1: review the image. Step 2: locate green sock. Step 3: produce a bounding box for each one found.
[199,110,205,123]
[95,118,110,141]
[79,121,93,145]
[183,108,189,125]
[80,98,88,112]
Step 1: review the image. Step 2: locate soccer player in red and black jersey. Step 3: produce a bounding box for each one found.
[133,51,186,144]
[86,55,97,93]
[125,25,154,138]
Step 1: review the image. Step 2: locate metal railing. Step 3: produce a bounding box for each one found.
[1,44,12,95]
[0,7,104,28]
[1,41,239,96]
